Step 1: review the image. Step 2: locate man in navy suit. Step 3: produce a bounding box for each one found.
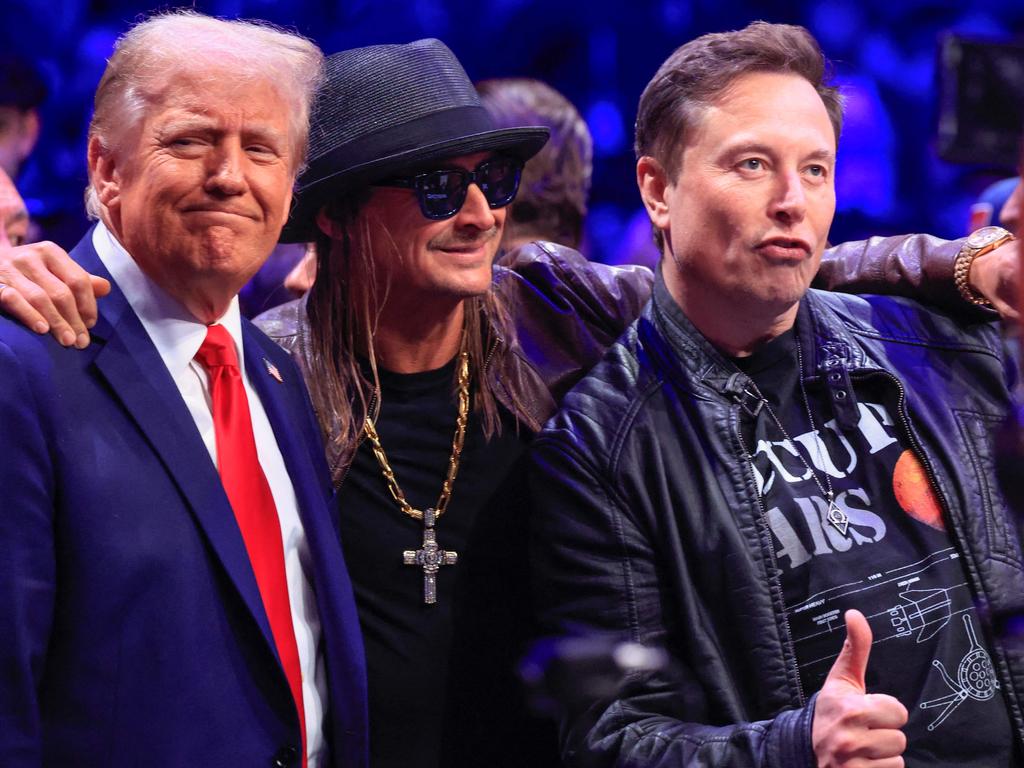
[0,12,367,767]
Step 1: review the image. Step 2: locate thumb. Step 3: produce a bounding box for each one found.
[90,275,112,297]
[825,609,872,693]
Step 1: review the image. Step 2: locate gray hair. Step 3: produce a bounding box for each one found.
[85,10,322,218]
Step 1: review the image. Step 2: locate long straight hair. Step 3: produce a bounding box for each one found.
[304,195,515,486]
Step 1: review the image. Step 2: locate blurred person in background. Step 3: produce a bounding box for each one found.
[478,77,593,252]
[283,243,318,298]
[0,167,29,250]
[240,241,310,315]
[970,176,1021,232]
[0,53,45,183]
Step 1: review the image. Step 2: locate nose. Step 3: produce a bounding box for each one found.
[769,170,807,225]
[453,182,498,231]
[204,141,247,197]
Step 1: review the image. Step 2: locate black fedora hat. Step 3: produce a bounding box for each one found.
[281,39,550,243]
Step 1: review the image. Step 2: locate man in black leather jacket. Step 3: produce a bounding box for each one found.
[530,22,1024,767]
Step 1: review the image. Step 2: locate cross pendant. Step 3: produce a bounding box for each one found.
[402,507,458,604]
[826,499,849,536]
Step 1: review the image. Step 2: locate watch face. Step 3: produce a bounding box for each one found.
[967,225,1010,248]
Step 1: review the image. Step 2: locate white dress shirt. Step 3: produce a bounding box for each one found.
[93,222,327,766]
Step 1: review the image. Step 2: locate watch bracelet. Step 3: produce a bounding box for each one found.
[953,242,998,308]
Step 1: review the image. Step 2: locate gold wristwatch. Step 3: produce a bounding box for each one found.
[953,225,1015,307]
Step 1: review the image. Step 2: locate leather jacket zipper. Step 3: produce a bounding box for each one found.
[852,370,954,537]
[733,393,808,707]
[332,391,376,492]
[483,334,501,372]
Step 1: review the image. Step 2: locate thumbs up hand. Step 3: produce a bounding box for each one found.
[811,610,909,767]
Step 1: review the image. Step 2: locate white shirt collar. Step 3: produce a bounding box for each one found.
[92,221,246,375]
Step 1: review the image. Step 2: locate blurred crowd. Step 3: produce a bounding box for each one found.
[2,0,1024,275]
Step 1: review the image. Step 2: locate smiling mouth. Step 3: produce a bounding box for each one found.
[438,244,486,254]
[431,225,499,255]
[432,237,498,257]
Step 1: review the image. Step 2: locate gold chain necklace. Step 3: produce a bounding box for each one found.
[362,347,470,603]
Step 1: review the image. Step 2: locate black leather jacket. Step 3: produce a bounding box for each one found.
[529,275,1024,767]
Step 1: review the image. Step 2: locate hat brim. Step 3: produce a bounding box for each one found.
[280,125,550,243]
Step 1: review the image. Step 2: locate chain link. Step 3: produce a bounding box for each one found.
[751,336,835,504]
[362,347,470,521]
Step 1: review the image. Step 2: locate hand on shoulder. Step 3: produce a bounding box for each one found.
[0,240,110,348]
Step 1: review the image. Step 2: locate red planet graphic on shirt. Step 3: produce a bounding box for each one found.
[892,449,945,530]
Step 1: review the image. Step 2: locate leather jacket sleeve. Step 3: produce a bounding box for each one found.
[494,242,654,428]
[816,234,990,317]
[529,431,817,768]
[495,235,978,431]
[502,235,978,365]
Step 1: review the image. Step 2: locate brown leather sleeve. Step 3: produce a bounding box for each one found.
[495,241,654,408]
[815,233,992,317]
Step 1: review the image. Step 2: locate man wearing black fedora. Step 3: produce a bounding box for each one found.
[256,38,636,767]
[0,33,1019,768]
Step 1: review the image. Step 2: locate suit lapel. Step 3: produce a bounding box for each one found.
[244,324,369,758]
[76,235,278,655]
[242,325,327,528]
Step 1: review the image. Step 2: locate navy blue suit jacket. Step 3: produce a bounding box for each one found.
[0,231,368,767]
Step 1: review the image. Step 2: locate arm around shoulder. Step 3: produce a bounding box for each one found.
[498,242,655,338]
[817,231,1020,321]
[0,239,111,348]
[816,234,966,308]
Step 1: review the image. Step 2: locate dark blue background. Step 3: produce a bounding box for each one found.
[5,0,1024,263]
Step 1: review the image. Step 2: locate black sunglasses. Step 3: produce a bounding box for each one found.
[374,155,524,220]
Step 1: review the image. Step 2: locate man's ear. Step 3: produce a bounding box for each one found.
[88,135,121,209]
[315,206,345,239]
[637,155,672,233]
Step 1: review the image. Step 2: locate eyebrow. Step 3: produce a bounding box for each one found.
[803,148,837,163]
[723,142,836,163]
[157,116,217,134]
[158,117,287,148]
[243,125,288,148]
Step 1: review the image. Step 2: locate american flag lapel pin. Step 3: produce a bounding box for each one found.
[263,358,284,383]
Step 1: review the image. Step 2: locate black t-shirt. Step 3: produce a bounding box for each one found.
[338,356,556,768]
[735,329,1014,767]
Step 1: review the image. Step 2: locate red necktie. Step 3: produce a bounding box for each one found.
[195,324,306,763]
